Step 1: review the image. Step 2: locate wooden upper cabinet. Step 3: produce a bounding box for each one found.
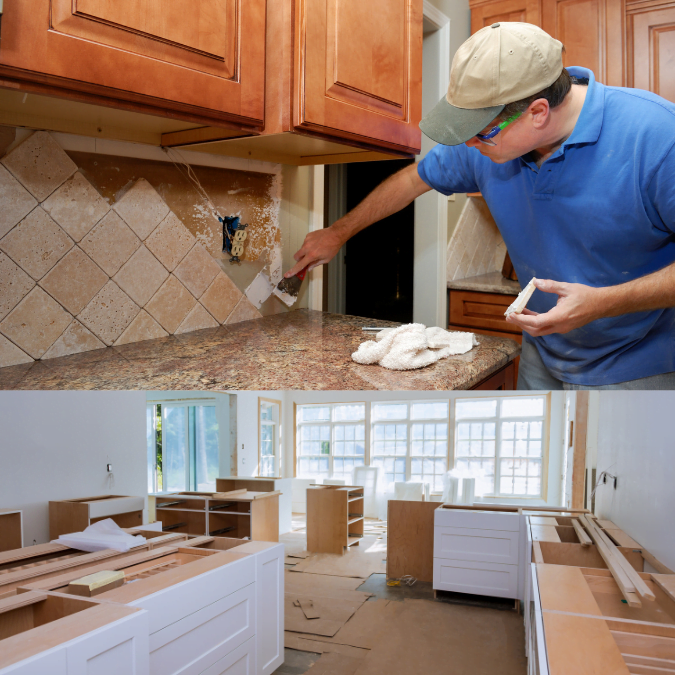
[0,0,266,128]
[294,0,423,154]
[470,0,541,34]
[541,0,624,85]
[627,0,675,102]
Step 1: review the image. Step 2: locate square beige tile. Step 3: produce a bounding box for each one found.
[113,245,169,307]
[175,303,219,335]
[174,243,221,298]
[0,207,74,280]
[112,178,170,240]
[200,271,243,324]
[0,164,37,240]
[0,286,72,359]
[1,131,77,201]
[78,281,140,346]
[226,296,263,325]
[114,310,169,346]
[0,333,33,368]
[0,251,35,322]
[40,247,108,315]
[145,211,195,271]
[41,320,105,360]
[42,172,110,242]
[145,275,196,334]
[80,210,141,276]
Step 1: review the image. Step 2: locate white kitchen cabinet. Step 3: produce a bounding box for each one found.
[200,638,256,675]
[527,564,549,675]
[0,593,148,675]
[432,508,521,600]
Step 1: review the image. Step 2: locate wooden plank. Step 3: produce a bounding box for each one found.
[386,500,438,583]
[643,551,675,575]
[531,524,562,543]
[612,629,675,660]
[581,516,641,607]
[573,518,593,547]
[0,590,48,613]
[571,391,589,510]
[587,518,656,603]
[0,542,69,567]
[536,564,604,615]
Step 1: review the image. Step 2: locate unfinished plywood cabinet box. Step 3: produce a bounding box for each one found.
[216,477,292,535]
[306,485,365,555]
[49,495,144,539]
[21,542,285,675]
[0,590,148,674]
[0,509,22,552]
[154,490,280,542]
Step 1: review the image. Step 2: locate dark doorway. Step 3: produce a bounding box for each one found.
[345,159,414,324]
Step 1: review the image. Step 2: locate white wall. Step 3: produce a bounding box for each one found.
[595,391,675,571]
[146,391,234,478]
[0,391,147,545]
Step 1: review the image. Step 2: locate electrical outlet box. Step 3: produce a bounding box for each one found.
[106,464,113,472]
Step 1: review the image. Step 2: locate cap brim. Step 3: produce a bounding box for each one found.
[419,96,505,146]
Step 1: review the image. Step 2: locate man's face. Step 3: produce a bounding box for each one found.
[464,105,544,162]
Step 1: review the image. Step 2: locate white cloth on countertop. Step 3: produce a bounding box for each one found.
[51,518,147,553]
[351,323,479,371]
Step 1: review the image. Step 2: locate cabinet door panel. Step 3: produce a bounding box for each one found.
[470,0,540,35]
[297,0,422,154]
[0,0,265,125]
[629,6,675,103]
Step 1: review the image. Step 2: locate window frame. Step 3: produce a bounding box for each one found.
[450,393,551,500]
[258,397,282,478]
[146,397,219,494]
[293,401,368,480]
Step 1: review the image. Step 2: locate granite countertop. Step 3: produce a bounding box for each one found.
[448,272,521,296]
[0,310,520,391]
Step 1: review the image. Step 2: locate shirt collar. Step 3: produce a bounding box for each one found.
[563,67,604,146]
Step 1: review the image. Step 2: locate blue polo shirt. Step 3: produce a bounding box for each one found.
[418,67,675,386]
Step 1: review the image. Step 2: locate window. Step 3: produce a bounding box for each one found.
[371,401,449,491]
[454,396,547,498]
[296,403,365,480]
[259,398,281,477]
[147,401,219,493]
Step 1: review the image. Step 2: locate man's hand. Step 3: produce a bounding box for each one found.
[505,278,605,336]
[284,227,344,278]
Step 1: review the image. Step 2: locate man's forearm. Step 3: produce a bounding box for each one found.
[598,262,675,317]
[330,163,431,245]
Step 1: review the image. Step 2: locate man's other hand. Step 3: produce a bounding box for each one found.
[284,228,344,278]
[505,279,603,336]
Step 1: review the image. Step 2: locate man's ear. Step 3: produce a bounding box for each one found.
[528,98,550,129]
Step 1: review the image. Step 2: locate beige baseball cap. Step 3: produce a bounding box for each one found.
[420,22,564,146]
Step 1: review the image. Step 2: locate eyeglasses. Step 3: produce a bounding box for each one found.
[475,112,522,146]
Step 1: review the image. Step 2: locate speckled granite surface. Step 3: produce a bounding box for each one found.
[448,272,521,296]
[0,310,520,390]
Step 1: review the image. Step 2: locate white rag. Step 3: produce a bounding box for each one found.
[351,324,478,371]
[51,518,147,553]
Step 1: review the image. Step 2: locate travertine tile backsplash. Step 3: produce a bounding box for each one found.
[0,131,265,368]
[446,196,506,282]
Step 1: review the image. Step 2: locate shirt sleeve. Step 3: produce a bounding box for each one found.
[417,144,481,196]
[647,142,675,234]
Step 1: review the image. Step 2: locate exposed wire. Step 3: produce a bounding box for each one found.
[590,469,616,500]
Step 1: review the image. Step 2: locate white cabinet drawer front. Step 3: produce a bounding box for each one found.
[433,558,519,599]
[66,611,149,675]
[132,556,254,634]
[434,509,520,532]
[1,649,67,675]
[200,637,255,675]
[434,526,520,565]
[150,584,255,675]
[88,496,145,519]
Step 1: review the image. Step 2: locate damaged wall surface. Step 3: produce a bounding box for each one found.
[0,129,293,368]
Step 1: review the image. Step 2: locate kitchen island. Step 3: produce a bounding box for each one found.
[0,310,520,390]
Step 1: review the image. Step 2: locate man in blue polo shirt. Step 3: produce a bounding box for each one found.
[285,23,675,390]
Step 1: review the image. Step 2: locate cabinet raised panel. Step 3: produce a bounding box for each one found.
[470,0,540,34]
[0,0,266,127]
[296,0,422,153]
[628,4,675,103]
